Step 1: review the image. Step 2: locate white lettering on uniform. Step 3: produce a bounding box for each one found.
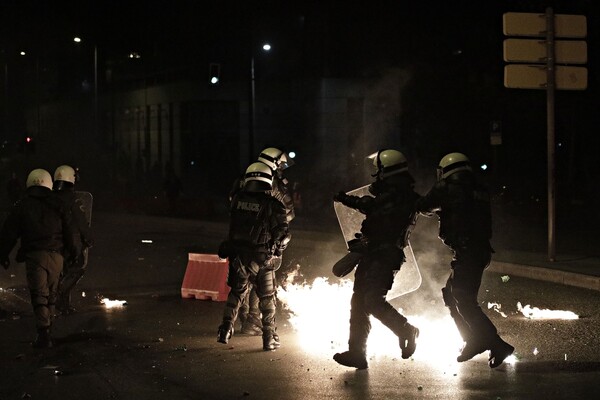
[237,201,261,212]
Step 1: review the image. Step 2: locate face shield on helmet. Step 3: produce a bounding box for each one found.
[53,164,77,189]
[243,162,273,192]
[258,147,294,171]
[437,152,472,180]
[367,149,409,180]
[26,169,53,190]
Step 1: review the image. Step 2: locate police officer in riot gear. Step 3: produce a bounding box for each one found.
[229,147,296,336]
[218,162,290,351]
[332,149,420,369]
[230,147,295,221]
[257,147,295,222]
[416,152,514,368]
[54,165,93,314]
[0,169,77,348]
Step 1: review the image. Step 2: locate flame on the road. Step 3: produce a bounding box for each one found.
[488,302,508,318]
[278,276,469,370]
[517,302,578,320]
[100,297,127,308]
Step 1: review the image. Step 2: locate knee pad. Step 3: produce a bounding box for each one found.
[256,270,276,298]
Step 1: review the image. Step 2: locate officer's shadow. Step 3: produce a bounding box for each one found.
[510,360,600,373]
[52,312,115,345]
[340,369,371,400]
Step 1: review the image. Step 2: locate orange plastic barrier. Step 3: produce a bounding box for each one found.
[181,253,229,301]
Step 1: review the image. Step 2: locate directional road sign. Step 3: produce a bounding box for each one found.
[504,64,588,90]
[503,39,587,64]
[503,12,587,38]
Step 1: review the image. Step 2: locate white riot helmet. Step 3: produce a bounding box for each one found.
[53,164,77,190]
[437,152,472,180]
[258,147,291,171]
[54,165,76,183]
[244,162,273,192]
[26,169,53,190]
[368,149,409,179]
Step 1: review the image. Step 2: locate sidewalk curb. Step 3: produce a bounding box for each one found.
[488,261,600,292]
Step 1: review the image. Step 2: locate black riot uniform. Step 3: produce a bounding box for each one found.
[416,153,514,368]
[332,150,420,369]
[218,169,289,351]
[228,151,295,336]
[54,183,93,314]
[0,171,77,348]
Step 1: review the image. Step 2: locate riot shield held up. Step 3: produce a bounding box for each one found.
[75,191,93,227]
[333,185,421,300]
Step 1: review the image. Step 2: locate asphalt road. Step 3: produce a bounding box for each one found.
[1,212,599,400]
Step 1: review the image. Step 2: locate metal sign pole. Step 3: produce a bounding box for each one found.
[546,7,556,262]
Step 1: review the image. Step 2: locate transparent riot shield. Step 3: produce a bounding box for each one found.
[75,191,93,227]
[333,185,421,300]
[75,191,93,266]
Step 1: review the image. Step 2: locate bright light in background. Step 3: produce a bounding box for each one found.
[20,51,26,56]
[210,76,219,84]
[480,164,488,171]
[129,52,141,59]
[73,37,82,43]
[262,43,272,51]
[288,151,296,159]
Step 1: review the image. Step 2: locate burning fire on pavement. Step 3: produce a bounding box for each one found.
[277,272,580,368]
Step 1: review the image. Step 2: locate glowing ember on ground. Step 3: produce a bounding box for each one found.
[517,302,578,320]
[278,276,465,369]
[100,298,127,308]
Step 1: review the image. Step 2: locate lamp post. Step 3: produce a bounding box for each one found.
[17,50,41,139]
[73,37,98,138]
[248,43,271,163]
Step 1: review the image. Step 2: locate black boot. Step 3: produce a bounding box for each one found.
[333,350,368,369]
[32,327,53,349]
[399,323,419,359]
[241,314,263,336]
[217,322,234,344]
[457,340,489,362]
[488,337,514,368]
[262,328,280,351]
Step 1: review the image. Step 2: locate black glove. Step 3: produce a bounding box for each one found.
[333,191,346,202]
[1,257,9,269]
[218,240,231,259]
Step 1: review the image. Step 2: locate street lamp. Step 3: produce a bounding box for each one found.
[248,42,271,163]
[73,37,98,137]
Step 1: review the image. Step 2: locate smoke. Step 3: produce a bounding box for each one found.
[393,215,453,321]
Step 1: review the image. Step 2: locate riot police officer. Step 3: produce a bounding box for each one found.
[416,152,514,368]
[54,165,93,314]
[0,169,77,348]
[332,149,420,369]
[217,162,290,351]
[230,147,295,336]
[257,147,295,222]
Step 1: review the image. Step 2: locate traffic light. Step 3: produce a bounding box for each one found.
[18,136,36,154]
[209,63,220,84]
